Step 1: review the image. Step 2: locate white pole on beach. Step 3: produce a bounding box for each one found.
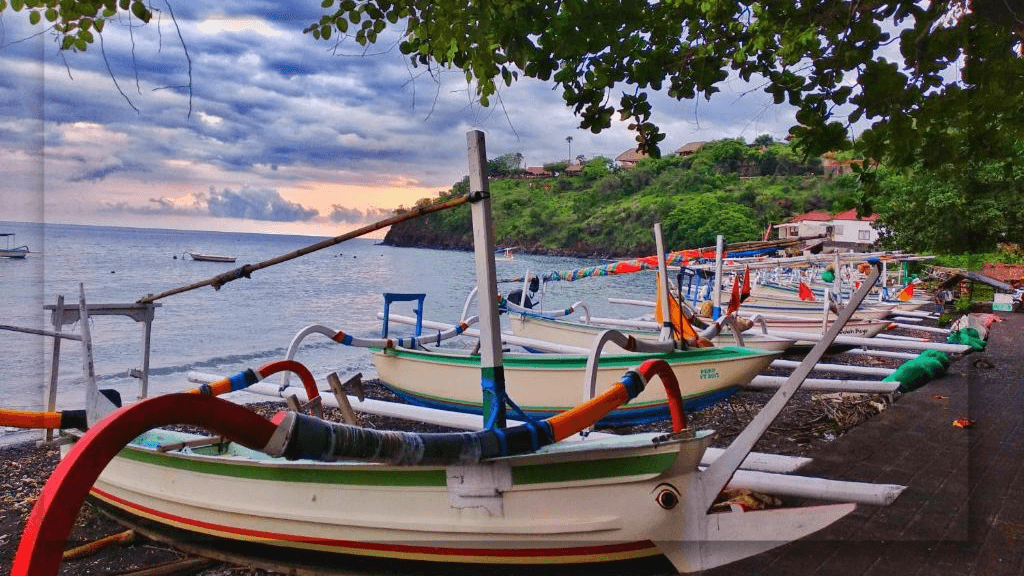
[712,234,725,319]
[466,130,507,428]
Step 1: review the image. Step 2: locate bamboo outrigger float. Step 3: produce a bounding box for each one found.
[12,132,898,576]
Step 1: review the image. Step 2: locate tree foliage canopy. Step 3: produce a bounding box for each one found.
[306,0,1022,170]
[9,0,1021,171]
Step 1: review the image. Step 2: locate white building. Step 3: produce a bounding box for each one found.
[776,209,880,249]
[830,209,880,245]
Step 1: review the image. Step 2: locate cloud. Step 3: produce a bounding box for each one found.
[327,204,393,224]
[205,186,319,221]
[69,161,150,182]
[2,1,811,234]
[328,205,365,224]
[100,186,319,222]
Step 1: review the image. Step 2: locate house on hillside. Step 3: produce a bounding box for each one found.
[831,209,880,247]
[673,141,707,156]
[615,148,648,169]
[563,163,583,175]
[775,209,880,251]
[523,166,553,178]
[777,211,833,241]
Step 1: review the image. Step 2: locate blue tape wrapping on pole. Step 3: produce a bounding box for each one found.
[229,370,257,392]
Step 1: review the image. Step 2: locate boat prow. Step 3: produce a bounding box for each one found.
[664,502,856,573]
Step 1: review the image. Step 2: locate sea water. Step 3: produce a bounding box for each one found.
[0,221,655,439]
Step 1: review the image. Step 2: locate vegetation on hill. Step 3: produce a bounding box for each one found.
[385,137,1024,257]
[385,139,861,257]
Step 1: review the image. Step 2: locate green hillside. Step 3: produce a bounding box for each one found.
[383,138,1024,257]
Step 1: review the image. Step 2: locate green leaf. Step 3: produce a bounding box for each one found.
[0,1,7,11]
[119,0,129,10]
[62,35,75,50]
[11,0,23,11]
[46,8,57,21]
[130,1,150,21]
[94,18,104,32]
[321,0,333,7]
[29,9,40,24]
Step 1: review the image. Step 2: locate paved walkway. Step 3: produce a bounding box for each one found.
[705,311,1024,576]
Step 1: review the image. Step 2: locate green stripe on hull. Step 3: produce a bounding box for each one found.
[115,443,679,487]
[118,449,447,486]
[511,452,678,485]
[373,346,764,369]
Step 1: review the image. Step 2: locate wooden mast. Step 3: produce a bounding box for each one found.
[466,130,507,428]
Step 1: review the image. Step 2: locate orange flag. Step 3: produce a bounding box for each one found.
[798,281,815,301]
[654,274,698,341]
[727,275,741,314]
[897,283,915,301]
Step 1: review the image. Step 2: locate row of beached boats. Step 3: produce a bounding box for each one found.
[7,132,961,576]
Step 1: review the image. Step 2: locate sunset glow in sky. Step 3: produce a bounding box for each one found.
[0,3,801,237]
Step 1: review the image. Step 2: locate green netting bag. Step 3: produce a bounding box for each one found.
[919,349,951,368]
[886,362,931,392]
[948,328,986,351]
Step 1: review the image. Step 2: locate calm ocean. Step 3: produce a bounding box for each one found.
[1,221,653,439]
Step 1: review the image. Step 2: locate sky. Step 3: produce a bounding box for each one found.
[0,2,802,237]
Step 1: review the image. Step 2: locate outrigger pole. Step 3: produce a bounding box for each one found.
[137,193,471,304]
[694,259,884,511]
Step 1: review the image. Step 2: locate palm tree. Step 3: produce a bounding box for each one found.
[566,136,574,164]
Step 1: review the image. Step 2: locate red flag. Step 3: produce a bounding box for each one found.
[763,223,772,241]
[798,281,815,301]
[897,283,915,301]
[741,266,751,303]
[728,275,741,314]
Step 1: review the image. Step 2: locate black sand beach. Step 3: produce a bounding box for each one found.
[3,311,1009,576]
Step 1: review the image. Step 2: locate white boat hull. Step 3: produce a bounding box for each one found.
[371,346,780,425]
[76,428,854,574]
[509,313,794,352]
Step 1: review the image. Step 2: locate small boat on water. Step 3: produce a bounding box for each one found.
[185,251,236,263]
[0,233,29,258]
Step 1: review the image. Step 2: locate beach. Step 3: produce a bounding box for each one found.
[0,322,939,576]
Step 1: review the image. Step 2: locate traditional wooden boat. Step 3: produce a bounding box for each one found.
[508,311,796,353]
[752,281,929,312]
[371,344,781,425]
[730,296,895,320]
[185,251,236,263]
[0,233,29,258]
[51,390,854,576]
